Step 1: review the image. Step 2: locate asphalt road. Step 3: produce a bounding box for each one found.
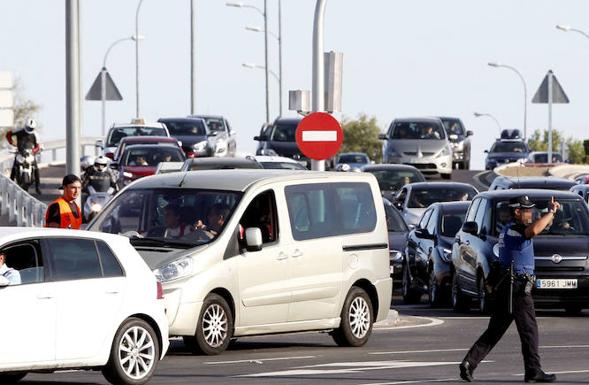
[22,302,588,385]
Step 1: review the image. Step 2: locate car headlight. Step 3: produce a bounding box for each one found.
[389,249,403,263]
[192,140,208,152]
[154,257,194,283]
[437,147,451,158]
[493,243,500,258]
[215,139,227,154]
[260,148,278,156]
[441,247,452,263]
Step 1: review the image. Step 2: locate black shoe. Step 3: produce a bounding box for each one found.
[525,370,556,383]
[459,361,474,382]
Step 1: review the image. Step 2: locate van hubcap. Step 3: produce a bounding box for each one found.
[203,304,228,348]
[349,297,371,339]
[118,326,155,380]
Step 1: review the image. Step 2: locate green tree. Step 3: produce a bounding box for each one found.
[567,138,586,164]
[527,129,587,164]
[340,114,383,163]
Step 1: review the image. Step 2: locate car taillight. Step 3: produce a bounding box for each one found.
[156,281,164,300]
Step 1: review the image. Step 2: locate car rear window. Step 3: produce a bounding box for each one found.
[407,187,475,208]
[164,120,207,136]
[107,126,168,147]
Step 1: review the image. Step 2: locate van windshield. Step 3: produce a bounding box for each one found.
[89,188,243,247]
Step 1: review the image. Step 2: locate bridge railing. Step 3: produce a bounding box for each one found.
[0,137,102,227]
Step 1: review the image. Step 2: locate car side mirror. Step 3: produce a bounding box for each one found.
[207,131,218,137]
[245,228,263,252]
[0,276,10,287]
[254,135,267,141]
[95,139,104,149]
[230,130,237,136]
[484,150,489,154]
[378,133,388,140]
[462,221,478,235]
[109,162,119,170]
[466,130,473,137]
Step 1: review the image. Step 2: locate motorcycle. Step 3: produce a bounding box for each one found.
[12,148,37,192]
[83,185,115,222]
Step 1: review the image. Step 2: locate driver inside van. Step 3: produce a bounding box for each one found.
[194,203,230,237]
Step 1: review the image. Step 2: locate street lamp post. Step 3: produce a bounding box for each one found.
[312,0,327,171]
[101,36,140,136]
[556,24,589,40]
[226,1,270,123]
[135,0,146,119]
[488,62,527,140]
[474,112,502,132]
[242,63,280,82]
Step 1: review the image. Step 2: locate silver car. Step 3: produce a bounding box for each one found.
[379,118,453,179]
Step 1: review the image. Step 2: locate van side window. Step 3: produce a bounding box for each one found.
[285,182,376,240]
[1,240,44,285]
[239,190,279,246]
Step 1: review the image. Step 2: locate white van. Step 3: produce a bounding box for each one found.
[88,170,392,355]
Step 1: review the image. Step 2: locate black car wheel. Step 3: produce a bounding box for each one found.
[451,273,470,312]
[565,305,583,315]
[428,268,442,307]
[402,264,422,304]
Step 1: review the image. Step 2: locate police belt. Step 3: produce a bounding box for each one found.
[513,273,536,283]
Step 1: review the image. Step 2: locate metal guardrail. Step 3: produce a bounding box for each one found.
[0,136,102,227]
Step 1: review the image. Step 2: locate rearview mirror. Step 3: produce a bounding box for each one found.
[378,133,388,140]
[0,276,10,287]
[462,221,478,235]
[466,130,473,137]
[245,228,263,252]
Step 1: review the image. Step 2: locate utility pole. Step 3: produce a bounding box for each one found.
[190,0,197,114]
[263,0,270,124]
[311,0,327,171]
[278,0,283,116]
[65,0,81,176]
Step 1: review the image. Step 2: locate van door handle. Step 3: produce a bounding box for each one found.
[292,249,303,258]
[277,252,289,261]
[105,289,120,295]
[37,293,53,300]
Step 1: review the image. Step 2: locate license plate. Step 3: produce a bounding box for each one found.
[535,279,578,289]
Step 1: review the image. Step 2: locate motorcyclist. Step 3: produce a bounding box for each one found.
[6,118,42,194]
[81,156,118,194]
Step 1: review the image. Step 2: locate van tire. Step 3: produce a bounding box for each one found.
[102,318,159,385]
[188,294,233,355]
[0,373,27,384]
[332,287,374,347]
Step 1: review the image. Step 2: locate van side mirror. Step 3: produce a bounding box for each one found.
[466,130,474,137]
[0,276,10,287]
[245,228,263,252]
[378,133,388,140]
[462,221,478,235]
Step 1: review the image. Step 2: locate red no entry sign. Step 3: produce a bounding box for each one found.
[295,112,343,161]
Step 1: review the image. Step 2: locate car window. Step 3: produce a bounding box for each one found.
[407,187,475,208]
[164,120,207,136]
[490,141,527,153]
[367,169,424,192]
[260,162,306,170]
[465,198,481,223]
[418,209,433,230]
[441,119,464,136]
[388,121,446,140]
[96,241,124,277]
[338,154,369,164]
[239,190,279,246]
[1,240,44,285]
[384,204,409,232]
[47,238,102,281]
[396,188,408,207]
[123,146,184,166]
[285,182,376,240]
[203,117,226,133]
[426,208,438,235]
[107,126,168,147]
[474,199,492,235]
[271,122,297,142]
[440,211,467,237]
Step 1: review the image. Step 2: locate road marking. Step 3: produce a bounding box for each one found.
[205,355,315,365]
[302,130,338,141]
[514,369,589,376]
[370,348,468,355]
[540,344,589,349]
[357,378,456,385]
[375,316,444,331]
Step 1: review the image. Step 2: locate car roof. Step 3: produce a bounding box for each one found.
[111,122,166,129]
[338,152,368,156]
[189,114,225,120]
[477,189,582,200]
[185,157,258,165]
[158,117,206,123]
[362,164,421,172]
[273,117,301,124]
[436,116,462,121]
[126,169,377,192]
[119,136,177,143]
[0,227,127,243]
[494,176,575,187]
[122,143,181,151]
[393,117,443,124]
[431,201,471,211]
[406,182,477,190]
[253,155,298,163]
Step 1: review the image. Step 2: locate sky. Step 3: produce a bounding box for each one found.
[2,0,589,169]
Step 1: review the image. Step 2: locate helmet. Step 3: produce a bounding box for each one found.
[80,155,95,171]
[335,163,351,172]
[94,156,109,167]
[24,118,37,134]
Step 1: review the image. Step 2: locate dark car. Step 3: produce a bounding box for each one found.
[112,136,182,162]
[403,201,469,306]
[115,143,186,188]
[180,157,262,171]
[384,198,410,288]
[489,176,576,191]
[570,184,589,205]
[363,164,426,202]
[452,189,589,314]
[254,117,308,165]
[438,117,473,170]
[485,140,529,170]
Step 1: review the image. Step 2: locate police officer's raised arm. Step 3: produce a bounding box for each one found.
[524,197,561,239]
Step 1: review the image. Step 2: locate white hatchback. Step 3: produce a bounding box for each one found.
[0,228,169,385]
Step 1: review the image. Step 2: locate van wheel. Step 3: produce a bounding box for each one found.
[332,287,373,347]
[188,294,233,355]
[102,318,159,385]
[402,264,422,304]
[0,373,27,384]
[451,274,470,312]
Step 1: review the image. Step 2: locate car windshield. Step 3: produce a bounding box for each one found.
[123,147,184,167]
[389,122,446,140]
[490,141,527,153]
[385,204,408,232]
[260,162,306,170]
[338,154,369,164]
[494,199,589,236]
[270,122,298,142]
[89,188,243,247]
[407,187,475,208]
[164,121,206,136]
[368,169,424,191]
[203,117,226,132]
[440,211,466,237]
[107,126,168,147]
[441,119,464,136]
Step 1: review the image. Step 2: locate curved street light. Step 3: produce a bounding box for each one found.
[474,112,502,132]
[242,62,279,82]
[556,24,589,40]
[488,62,527,140]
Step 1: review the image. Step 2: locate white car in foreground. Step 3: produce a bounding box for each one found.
[0,228,169,385]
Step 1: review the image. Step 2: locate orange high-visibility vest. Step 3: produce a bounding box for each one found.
[45,197,82,229]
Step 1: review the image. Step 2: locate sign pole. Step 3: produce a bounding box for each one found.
[101,67,107,137]
[65,0,81,177]
[548,70,553,163]
[311,0,327,171]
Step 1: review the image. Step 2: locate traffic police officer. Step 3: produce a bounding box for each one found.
[459,195,558,383]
